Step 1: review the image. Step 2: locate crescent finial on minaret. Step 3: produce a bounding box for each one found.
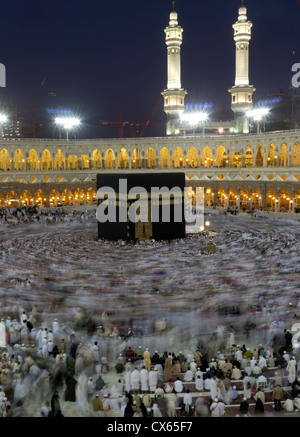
[172,1,175,11]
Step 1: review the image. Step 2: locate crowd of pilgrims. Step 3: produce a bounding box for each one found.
[0,206,93,225]
[0,308,300,418]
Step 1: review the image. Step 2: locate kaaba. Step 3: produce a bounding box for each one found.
[96,173,186,241]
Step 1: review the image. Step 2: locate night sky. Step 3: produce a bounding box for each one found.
[0,0,299,138]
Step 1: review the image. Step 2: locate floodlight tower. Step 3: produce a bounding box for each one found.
[161,1,187,136]
[228,0,255,134]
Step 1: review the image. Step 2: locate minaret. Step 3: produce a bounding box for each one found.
[161,1,187,136]
[228,0,255,134]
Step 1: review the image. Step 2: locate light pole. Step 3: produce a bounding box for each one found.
[55,117,81,141]
[246,108,270,134]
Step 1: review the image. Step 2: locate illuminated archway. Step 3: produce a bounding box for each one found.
[186,147,199,168]
[280,189,292,212]
[61,189,73,206]
[295,189,300,213]
[200,147,213,168]
[20,190,33,206]
[74,188,85,205]
[228,187,238,206]
[49,189,60,207]
[266,189,277,211]
[28,149,40,170]
[41,149,53,170]
[14,149,26,171]
[172,147,185,168]
[118,148,129,168]
[279,143,288,167]
[0,192,4,207]
[86,187,96,204]
[34,189,46,206]
[251,188,262,210]
[216,188,227,207]
[266,144,277,167]
[81,155,89,169]
[6,191,19,207]
[68,155,78,170]
[145,148,156,168]
[92,149,102,169]
[54,149,66,170]
[131,148,142,169]
[159,147,171,168]
[292,143,300,167]
[229,152,242,168]
[245,146,253,167]
[255,145,264,167]
[205,187,214,206]
[104,149,116,169]
[240,188,250,211]
[0,149,11,171]
[215,146,228,167]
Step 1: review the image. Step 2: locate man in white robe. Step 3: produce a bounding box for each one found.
[149,368,158,393]
[130,368,140,392]
[183,369,194,382]
[174,377,183,393]
[140,367,149,393]
[210,375,218,400]
[287,357,297,384]
[0,320,6,348]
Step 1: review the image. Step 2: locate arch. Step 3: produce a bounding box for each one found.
[0,149,11,171]
[131,148,142,169]
[49,189,60,207]
[61,188,73,206]
[20,190,33,206]
[294,175,300,181]
[255,145,264,167]
[104,149,116,169]
[91,149,102,169]
[245,146,253,167]
[266,144,277,167]
[200,146,213,168]
[159,147,171,168]
[280,189,292,212]
[145,148,156,168]
[14,149,26,171]
[86,187,97,204]
[279,143,288,167]
[28,149,40,170]
[54,149,66,170]
[74,188,85,205]
[6,191,19,207]
[229,152,242,168]
[41,149,53,170]
[186,147,199,168]
[0,192,4,207]
[172,147,185,168]
[228,187,238,206]
[205,187,214,207]
[215,146,228,168]
[81,155,89,169]
[292,143,300,167]
[266,189,277,211]
[118,148,129,169]
[281,174,287,181]
[68,155,78,170]
[216,187,227,207]
[34,189,46,206]
[240,188,250,211]
[251,188,262,210]
[295,189,300,213]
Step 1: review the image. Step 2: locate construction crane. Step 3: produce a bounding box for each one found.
[100,96,164,138]
[27,76,47,138]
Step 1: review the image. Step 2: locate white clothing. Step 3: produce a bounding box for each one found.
[149,371,158,392]
[174,379,183,393]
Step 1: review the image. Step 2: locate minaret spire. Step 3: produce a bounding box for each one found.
[228,1,255,134]
[161,2,187,135]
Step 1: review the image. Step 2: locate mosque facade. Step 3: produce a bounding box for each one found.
[0,1,299,213]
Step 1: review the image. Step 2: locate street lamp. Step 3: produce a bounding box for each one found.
[246,108,270,133]
[55,117,81,140]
